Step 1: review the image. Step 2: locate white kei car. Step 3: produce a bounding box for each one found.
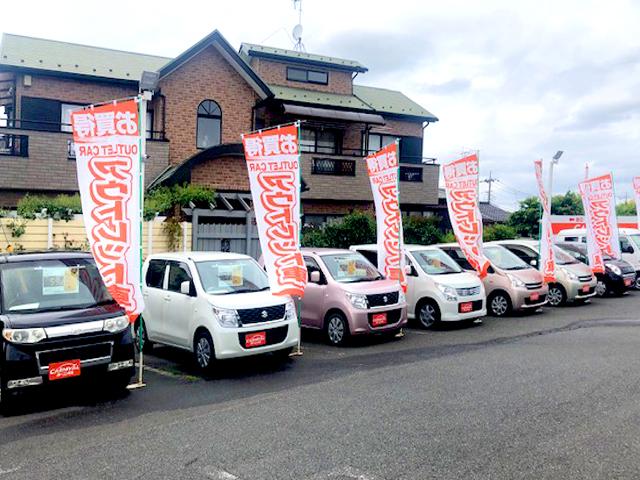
[140,252,300,371]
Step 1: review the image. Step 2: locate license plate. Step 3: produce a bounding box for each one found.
[49,359,81,381]
[625,278,632,287]
[530,293,540,302]
[582,285,590,293]
[245,331,266,348]
[371,313,387,327]
[459,302,473,313]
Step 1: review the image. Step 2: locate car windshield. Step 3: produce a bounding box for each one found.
[484,246,530,270]
[412,249,462,275]
[629,234,640,250]
[195,258,270,295]
[554,246,579,265]
[320,253,382,283]
[0,258,114,314]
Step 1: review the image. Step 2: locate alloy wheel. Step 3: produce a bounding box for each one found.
[595,280,607,297]
[327,316,345,345]
[419,304,437,328]
[635,276,640,290]
[547,287,564,306]
[491,295,509,316]
[196,337,212,368]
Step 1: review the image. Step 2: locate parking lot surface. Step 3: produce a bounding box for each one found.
[2,293,640,479]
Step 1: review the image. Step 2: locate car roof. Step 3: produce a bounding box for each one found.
[147,251,251,262]
[490,239,538,247]
[619,228,640,234]
[350,243,441,252]
[0,250,93,264]
[300,247,353,255]
[555,242,586,251]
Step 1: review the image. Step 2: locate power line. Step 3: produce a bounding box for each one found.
[481,172,498,203]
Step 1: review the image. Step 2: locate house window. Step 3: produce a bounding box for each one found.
[300,127,341,154]
[196,100,221,149]
[61,103,83,132]
[364,133,396,155]
[363,133,424,164]
[145,110,153,139]
[286,67,328,85]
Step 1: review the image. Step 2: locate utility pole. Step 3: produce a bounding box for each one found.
[482,171,498,204]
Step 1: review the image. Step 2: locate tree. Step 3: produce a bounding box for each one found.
[301,211,376,248]
[507,197,540,238]
[402,215,444,245]
[483,223,517,241]
[616,200,636,216]
[551,191,583,215]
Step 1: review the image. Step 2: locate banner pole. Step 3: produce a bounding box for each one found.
[395,140,404,338]
[291,120,304,357]
[129,93,147,389]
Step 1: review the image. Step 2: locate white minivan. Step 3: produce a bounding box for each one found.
[350,244,486,328]
[556,228,640,289]
[140,252,300,371]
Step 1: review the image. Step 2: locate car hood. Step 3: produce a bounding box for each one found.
[559,262,592,276]
[206,290,290,310]
[604,259,635,274]
[428,271,482,288]
[340,279,402,295]
[497,267,543,283]
[1,302,124,329]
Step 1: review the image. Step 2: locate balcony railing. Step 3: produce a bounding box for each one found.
[3,118,166,140]
[399,166,423,182]
[312,158,356,176]
[301,146,436,165]
[0,133,28,157]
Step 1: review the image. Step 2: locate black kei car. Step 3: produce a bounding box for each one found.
[0,251,135,414]
[555,242,636,297]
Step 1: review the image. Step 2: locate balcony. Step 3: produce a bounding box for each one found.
[0,121,169,193]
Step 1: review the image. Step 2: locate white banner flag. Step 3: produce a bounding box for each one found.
[533,159,555,283]
[242,123,307,297]
[71,99,144,321]
[365,141,406,289]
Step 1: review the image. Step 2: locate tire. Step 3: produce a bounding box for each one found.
[595,279,608,297]
[547,284,567,307]
[416,300,440,329]
[325,312,350,346]
[489,292,512,317]
[193,329,216,372]
[134,317,153,353]
[634,275,640,290]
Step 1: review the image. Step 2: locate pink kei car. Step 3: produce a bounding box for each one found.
[300,248,408,346]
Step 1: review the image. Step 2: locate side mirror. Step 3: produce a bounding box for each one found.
[530,259,537,266]
[180,280,194,296]
[404,265,414,276]
[309,271,321,283]
[487,265,495,275]
[624,245,634,254]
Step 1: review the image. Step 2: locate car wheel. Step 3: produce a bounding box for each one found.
[194,330,216,372]
[325,312,349,346]
[595,280,608,297]
[634,276,640,290]
[134,317,153,353]
[417,300,440,329]
[547,284,567,306]
[489,292,512,317]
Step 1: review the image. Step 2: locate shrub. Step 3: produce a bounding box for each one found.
[302,211,376,248]
[17,193,82,221]
[483,223,517,241]
[403,215,444,245]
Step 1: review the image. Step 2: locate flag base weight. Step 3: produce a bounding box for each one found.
[127,382,146,390]
[395,328,405,338]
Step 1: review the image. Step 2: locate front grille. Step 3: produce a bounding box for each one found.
[525,294,546,305]
[456,286,481,296]
[36,342,112,368]
[577,287,595,296]
[621,265,636,275]
[238,325,288,348]
[237,304,286,325]
[525,282,543,290]
[366,291,399,308]
[578,275,593,282]
[458,300,483,313]
[367,309,403,328]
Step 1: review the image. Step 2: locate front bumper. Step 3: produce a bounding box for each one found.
[608,273,636,292]
[348,303,408,335]
[440,296,486,321]
[512,285,549,310]
[565,278,598,301]
[2,328,135,390]
[212,317,300,360]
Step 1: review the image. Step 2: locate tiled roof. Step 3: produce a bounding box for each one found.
[269,84,372,110]
[354,85,438,121]
[479,202,511,223]
[0,33,170,81]
[240,43,367,72]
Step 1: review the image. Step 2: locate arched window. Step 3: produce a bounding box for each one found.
[196,100,221,149]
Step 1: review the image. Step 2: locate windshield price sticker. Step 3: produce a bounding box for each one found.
[218,265,244,287]
[42,267,80,296]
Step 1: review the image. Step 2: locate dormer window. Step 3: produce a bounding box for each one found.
[287,67,328,85]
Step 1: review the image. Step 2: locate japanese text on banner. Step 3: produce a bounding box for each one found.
[71,99,144,321]
[365,142,406,290]
[443,154,491,278]
[534,160,555,283]
[242,124,307,297]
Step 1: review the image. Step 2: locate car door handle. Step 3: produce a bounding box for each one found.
[163,295,171,302]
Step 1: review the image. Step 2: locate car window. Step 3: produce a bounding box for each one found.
[620,237,634,253]
[145,260,167,289]
[195,258,269,294]
[167,262,193,293]
[304,256,325,282]
[412,249,462,275]
[484,246,530,270]
[442,248,474,271]
[564,236,579,242]
[357,249,378,266]
[320,253,382,283]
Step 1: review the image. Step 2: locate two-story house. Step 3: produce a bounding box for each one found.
[0,29,439,251]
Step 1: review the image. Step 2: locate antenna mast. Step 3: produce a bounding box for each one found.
[292,0,305,51]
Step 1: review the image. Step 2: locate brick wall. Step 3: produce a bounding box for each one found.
[303,201,372,215]
[191,156,250,191]
[159,45,258,165]
[370,118,423,137]
[250,58,353,95]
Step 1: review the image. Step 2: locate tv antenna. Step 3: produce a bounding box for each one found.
[292,0,305,51]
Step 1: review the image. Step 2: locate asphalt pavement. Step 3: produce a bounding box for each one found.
[2,293,640,479]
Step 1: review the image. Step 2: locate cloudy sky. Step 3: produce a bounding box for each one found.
[3,0,639,210]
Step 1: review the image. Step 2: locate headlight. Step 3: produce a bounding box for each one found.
[561,267,579,281]
[212,306,240,328]
[398,290,406,304]
[285,300,298,322]
[345,292,368,309]
[606,263,622,276]
[436,283,457,302]
[103,315,130,333]
[507,274,526,288]
[2,328,46,344]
